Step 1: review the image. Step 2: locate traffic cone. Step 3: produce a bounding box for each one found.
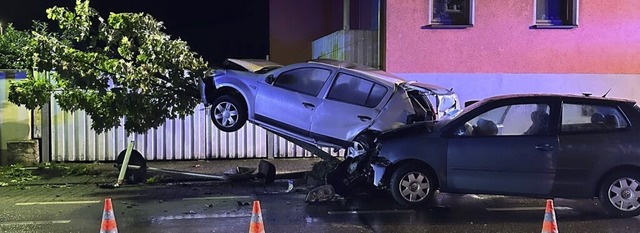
[100,198,118,233]
[249,200,265,233]
[541,199,558,233]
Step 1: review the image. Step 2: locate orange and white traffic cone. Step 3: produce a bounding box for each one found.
[249,200,265,233]
[541,199,558,233]
[100,198,118,233]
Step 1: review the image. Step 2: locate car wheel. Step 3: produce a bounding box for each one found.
[116,149,147,184]
[346,134,373,158]
[598,171,640,218]
[390,164,436,207]
[210,95,247,132]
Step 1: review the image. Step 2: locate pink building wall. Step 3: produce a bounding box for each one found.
[385,0,640,74]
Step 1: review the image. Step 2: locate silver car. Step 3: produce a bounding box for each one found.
[200,59,459,156]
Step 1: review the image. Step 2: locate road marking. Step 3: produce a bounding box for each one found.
[15,200,100,206]
[151,213,252,222]
[182,195,252,201]
[0,220,71,226]
[486,206,573,212]
[328,209,416,215]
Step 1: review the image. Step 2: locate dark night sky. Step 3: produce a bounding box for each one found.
[0,0,270,66]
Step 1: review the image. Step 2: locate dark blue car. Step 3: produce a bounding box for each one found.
[333,94,640,218]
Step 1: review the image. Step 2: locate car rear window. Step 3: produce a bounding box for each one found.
[561,103,629,133]
[327,73,388,108]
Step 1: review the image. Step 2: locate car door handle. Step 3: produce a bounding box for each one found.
[358,115,372,122]
[535,144,554,151]
[302,102,315,109]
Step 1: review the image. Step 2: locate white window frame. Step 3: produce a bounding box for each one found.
[532,0,579,28]
[426,0,475,28]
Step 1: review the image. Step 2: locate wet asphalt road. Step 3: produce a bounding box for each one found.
[1,180,639,233]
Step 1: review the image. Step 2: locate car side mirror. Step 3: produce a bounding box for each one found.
[265,75,276,84]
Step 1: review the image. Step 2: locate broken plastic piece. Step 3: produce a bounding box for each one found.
[305,185,335,203]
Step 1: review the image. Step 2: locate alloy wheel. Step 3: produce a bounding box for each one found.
[608,177,640,212]
[214,101,238,128]
[399,172,430,202]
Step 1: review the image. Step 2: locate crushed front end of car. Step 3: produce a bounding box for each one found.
[306,121,438,202]
[306,81,458,202]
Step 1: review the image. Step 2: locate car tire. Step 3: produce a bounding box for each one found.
[115,149,147,184]
[210,95,247,132]
[390,164,436,207]
[598,171,640,218]
[346,134,374,158]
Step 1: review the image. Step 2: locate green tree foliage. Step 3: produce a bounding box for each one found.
[8,0,208,134]
[0,24,33,69]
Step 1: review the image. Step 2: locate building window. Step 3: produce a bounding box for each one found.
[534,0,578,28]
[429,0,474,27]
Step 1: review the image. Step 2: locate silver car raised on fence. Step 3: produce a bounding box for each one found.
[200,59,459,156]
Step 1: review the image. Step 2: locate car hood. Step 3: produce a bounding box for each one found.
[377,121,437,141]
[225,58,282,73]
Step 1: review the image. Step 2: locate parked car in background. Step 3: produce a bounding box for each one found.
[200,59,460,157]
[330,93,640,218]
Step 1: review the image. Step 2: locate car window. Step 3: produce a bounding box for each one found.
[327,73,388,107]
[274,68,331,96]
[454,104,550,137]
[561,103,628,133]
[366,84,387,107]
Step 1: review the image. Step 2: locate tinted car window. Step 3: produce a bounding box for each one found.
[275,68,331,96]
[561,103,628,132]
[455,104,550,136]
[327,73,387,107]
[366,84,388,107]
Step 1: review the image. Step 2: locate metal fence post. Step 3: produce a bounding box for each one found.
[266,131,274,159]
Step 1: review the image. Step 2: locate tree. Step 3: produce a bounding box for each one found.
[0,24,33,69]
[8,0,208,134]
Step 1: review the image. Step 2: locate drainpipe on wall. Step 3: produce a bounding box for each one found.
[378,0,386,70]
[343,0,350,30]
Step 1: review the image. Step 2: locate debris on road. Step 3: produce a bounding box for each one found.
[263,180,294,195]
[305,160,340,188]
[305,184,335,203]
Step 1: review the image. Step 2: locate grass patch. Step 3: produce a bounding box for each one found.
[0,162,104,186]
[57,163,101,176]
[0,164,41,185]
[146,175,162,184]
[36,162,102,178]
